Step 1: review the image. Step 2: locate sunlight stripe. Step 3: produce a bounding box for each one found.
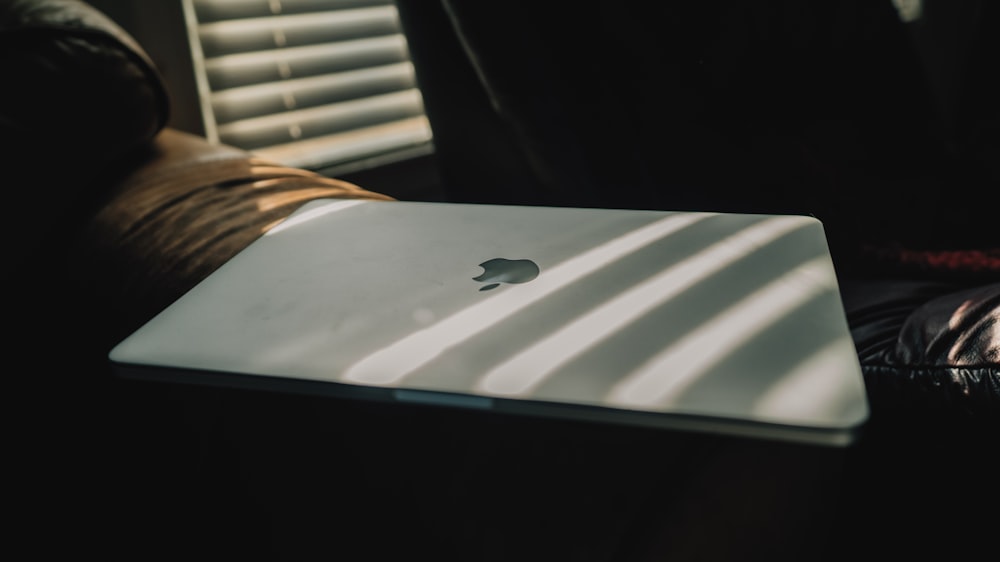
[341,212,714,385]
[752,336,867,423]
[265,199,368,235]
[608,256,838,409]
[476,215,811,396]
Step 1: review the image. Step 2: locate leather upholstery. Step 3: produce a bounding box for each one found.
[843,278,999,416]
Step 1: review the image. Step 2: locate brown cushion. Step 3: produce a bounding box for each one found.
[68,128,395,350]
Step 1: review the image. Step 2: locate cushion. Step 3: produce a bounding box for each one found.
[842,277,999,419]
[65,128,395,352]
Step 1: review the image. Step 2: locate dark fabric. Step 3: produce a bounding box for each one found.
[403,0,999,270]
[0,0,169,163]
[897,283,1000,366]
[859,244,1000,281]
[2,0,170,268]
[394,0,552,207]
[398,0,1000,419]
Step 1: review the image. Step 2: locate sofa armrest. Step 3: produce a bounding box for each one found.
[64,128,395,353]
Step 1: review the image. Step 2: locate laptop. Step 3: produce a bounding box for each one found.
[108,199,869,447]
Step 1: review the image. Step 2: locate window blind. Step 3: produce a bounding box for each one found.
[182,0,433,171]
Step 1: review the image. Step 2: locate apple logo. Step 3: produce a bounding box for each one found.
[473,258,540,291]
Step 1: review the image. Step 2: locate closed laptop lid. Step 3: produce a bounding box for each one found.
[109,199,869,446]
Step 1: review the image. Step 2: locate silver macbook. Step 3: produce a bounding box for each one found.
[108,199,869,446]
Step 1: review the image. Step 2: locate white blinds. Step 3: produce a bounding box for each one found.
[183,0,433,171]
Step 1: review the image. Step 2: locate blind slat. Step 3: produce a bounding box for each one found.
[194,0,389,23]
[252,115,433,170]
[204,35,409,91]
[217,89,426,149]
[198,6,400,57]
[188,0,432,170]
[212,62,416,124]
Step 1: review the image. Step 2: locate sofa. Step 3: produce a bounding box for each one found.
[7,1,997,560]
